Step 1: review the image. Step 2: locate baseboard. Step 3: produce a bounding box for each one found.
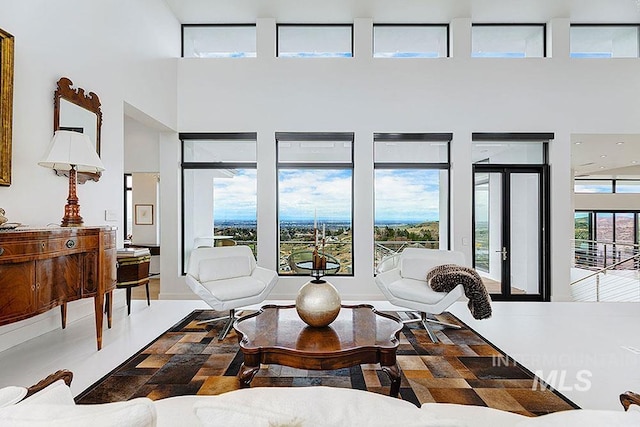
[0,290,127,353]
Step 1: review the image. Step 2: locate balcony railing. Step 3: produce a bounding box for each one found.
[374,240,439,271]
[572,239,639,270]
[571,239,640,302]
[279,240,353,275]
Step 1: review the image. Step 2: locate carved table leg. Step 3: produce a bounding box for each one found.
[94,293,104,351]
[238,363,260,388]
[381,363,401,397]
[60,303,67,329]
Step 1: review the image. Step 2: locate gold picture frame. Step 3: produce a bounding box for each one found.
[0,28,14,186]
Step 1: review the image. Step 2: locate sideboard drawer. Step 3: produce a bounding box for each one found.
[46,235,99,253]
[0,240,45,261]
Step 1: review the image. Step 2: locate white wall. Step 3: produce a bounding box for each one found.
[171,17,640,302]
[0,0,179,348]
[2,1,640,349]
[124,116,161,174]
[131,173,159,245]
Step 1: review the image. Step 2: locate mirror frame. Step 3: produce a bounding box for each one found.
[53,77,103,183]
[0,28,14,186]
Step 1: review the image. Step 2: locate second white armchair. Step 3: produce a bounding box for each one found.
[375,247,466,343]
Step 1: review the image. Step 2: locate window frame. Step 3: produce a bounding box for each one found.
[181,23,257,58]
[372,23,450,58]
[123,173,132,240]
[574,178,640,194]
[373,133,453,268]
[276,23,354,58]
[180,132,258,275]
[471,23,547,58]
[570,23,640,58]
[276,132,355,276]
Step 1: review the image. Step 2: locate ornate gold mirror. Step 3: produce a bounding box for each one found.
[53,77,103,183]
[0,28,14,186]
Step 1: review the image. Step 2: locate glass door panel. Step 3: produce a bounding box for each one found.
[474,172,502,294]
[509,173,540,296]
[474,167,547,300]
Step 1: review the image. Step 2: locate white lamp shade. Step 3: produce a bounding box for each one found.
[38,130,105,172]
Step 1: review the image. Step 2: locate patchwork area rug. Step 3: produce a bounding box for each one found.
[76,309,577,416]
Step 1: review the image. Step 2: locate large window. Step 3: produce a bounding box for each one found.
[472,24,546,58]
[181,133,257,274]
[277,24,353,57]
[373,24,449,58]
[374,133,451,270]
[574,210,639,269]
[277,132,354,275]
[574,178,640,194]
[570,25,639,58]
[182,24,256,58]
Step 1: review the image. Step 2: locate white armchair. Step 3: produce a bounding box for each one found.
[375,248,466,343]
[185,246,278,340]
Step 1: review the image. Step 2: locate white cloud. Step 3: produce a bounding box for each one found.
[279,169,352,220]
[213,170,257,220]
[375,170,443,222]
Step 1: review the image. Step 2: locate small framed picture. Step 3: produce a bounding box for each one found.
[134,204,153,225]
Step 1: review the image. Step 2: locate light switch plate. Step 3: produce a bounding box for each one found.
[105,209,118,221]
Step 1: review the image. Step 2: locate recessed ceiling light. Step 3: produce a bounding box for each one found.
[600,155,607,158]
[633,161,638,164]
[600,166,606,169]
[574,142,582,145]
[617,141,625,145]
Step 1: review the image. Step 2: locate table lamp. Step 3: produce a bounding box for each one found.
[38,130,105,227]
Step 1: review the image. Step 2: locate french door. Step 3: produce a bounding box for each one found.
[472,166,549,301]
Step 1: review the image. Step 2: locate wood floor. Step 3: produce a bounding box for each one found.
[130,276,160,300]
[482,277,526,295]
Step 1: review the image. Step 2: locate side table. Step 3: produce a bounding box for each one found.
[116,248,151,315]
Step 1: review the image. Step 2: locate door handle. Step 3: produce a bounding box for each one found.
[495,247,508,261]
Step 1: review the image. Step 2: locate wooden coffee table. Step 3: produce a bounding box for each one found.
[234,303,404,397]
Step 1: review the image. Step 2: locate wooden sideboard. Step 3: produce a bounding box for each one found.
[0,226,117,350]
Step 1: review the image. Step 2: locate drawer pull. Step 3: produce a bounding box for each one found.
[0,247,3,256]
[65,239,76,249]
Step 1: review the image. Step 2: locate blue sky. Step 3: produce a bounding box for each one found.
[212,169,443,223]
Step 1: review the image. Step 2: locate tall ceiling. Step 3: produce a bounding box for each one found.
[572,135,640,179]
[163,0,640,24]
[163,0,640,179]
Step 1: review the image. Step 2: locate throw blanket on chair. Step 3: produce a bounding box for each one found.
[426,264,492,320]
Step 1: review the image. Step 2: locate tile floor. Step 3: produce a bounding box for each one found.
[0,298,638,411]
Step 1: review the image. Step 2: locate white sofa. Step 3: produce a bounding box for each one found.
[0,374,639,427]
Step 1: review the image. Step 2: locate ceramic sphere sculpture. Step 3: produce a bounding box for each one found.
[295,279,341,327]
